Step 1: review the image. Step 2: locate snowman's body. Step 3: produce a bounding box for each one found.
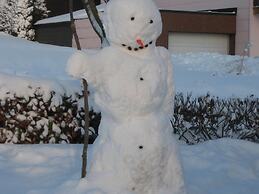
[67,0,186,193]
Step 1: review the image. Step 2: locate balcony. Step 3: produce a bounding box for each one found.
[254,0,259,14]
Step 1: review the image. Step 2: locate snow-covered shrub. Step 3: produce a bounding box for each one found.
[0,90,258,145]
[0,0,48,40]
[0,90,100,144]
[173,93,259,144]
[0,0,16,35]
[13,0,35,40]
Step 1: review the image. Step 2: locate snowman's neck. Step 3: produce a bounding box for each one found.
[121,41,153,52]
[112,42,155,58]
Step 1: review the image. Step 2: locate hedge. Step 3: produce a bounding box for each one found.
[0,89,258,144]
[173,93,259,144]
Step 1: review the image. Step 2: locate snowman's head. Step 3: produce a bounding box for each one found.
[103,0,162,51]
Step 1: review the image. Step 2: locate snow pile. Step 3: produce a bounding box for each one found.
[172,52,259,75]
[0,139,258,194]
[173,52,259,98]
[0,72,65,104]
[0,33,73,80]
[0,33,259,100]
[182,139,259,194]
[0,33,80,103]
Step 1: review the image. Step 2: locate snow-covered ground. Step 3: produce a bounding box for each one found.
[173,53,259,98]
[0,33,259,101]
[0,32,80,104]
[0,33,259,194]
[0,138,258,194]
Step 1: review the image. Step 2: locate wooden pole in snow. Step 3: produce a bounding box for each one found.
[69,0,90,179]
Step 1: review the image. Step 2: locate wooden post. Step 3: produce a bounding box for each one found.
[69,0,90,179]
[81,79,90,178]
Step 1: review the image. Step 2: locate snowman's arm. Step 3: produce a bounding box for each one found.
[66,50,100,86]
[158,47,175,120]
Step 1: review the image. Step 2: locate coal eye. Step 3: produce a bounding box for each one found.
[131,17,135,21]
[150,20,153,24]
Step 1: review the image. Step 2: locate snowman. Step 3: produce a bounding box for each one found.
[67,0,186,193]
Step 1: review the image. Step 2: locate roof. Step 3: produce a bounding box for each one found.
[35,3,236,26]
[35,3,106,25]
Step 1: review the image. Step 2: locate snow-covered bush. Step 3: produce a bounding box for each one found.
[0,90,258,144]
[13,0,35,40]
[173,93,259,144]
[0,89,100,144]
[0,0,16,35]
[0,0,48,40]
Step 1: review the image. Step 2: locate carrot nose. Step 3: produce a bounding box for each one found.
[136,39,145,47]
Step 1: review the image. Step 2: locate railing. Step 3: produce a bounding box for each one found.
[254,0,259,7]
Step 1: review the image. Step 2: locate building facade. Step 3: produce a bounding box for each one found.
[35,0,259,56]
[155,0,259,56]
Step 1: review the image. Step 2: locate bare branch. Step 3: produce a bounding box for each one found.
[81,0,109,47]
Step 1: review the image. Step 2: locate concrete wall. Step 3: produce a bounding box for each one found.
[73,19,101,49]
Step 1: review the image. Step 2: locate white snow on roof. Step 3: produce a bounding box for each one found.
[35,9,88,25]
[35,3,106,25]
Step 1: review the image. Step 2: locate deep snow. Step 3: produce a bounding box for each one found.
[0,139,258,194]
[173,52,259,98]
[0,32,80,104]
[0,33,259,102]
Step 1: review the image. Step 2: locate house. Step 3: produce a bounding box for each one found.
[45,0,101,17]
[35,0,259,57]
[155,0,259,57]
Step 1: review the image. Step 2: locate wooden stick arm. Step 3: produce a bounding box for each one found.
[69,0,90,179]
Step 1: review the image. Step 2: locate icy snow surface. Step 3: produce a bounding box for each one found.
[0,138,258,194]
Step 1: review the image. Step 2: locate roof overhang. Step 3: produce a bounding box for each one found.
[35,3,106,25]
